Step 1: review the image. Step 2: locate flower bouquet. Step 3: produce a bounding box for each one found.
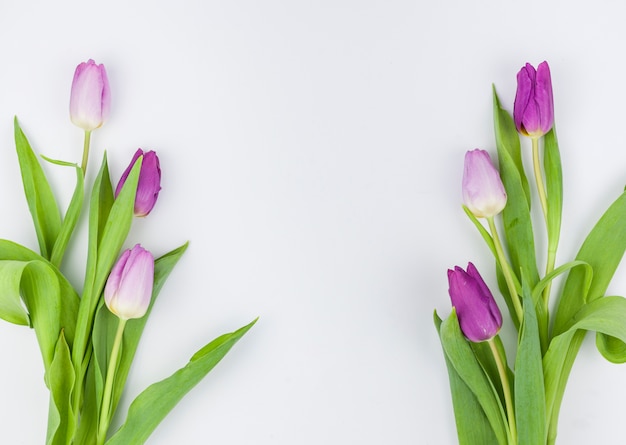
[434,61,626,444]
[0,59,256,444]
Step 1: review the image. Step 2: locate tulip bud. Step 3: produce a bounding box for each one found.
[69,59,111,131]
[115,149,162,217]
[513,61,554,138]
[462,149,507,218]
[104,244,154,320]
[447,262,502,342]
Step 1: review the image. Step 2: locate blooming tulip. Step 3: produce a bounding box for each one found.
[104,244,154,320]
[115,149,161,217]
[447,262,502,342]
[69,59,111,131]
[513,61,554,138]
[462,149,507,218]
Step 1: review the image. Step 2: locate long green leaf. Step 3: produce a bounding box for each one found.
[553,189,626,335]
[437,309,508,445]
[515,281,545,445]
[105,319,257,445]
[14,117,62,259]
[544,297,626,443]
[543,127,563,270]
[45,157,85,269]
[46,331,76,445]
[492,89,540,323]
[0,240,79,346]
[434,312,502,445]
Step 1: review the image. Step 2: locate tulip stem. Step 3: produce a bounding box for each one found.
[81,130,92,176]
[488,337,517,445]
[97,317,127,445]
[532,137,549,225]
[487,216,523,325]
[532,137,557,314]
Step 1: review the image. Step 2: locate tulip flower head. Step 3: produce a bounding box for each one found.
[115,149,162,217]
[69,59,111,131]
[104,244,154,320]
[513,61,554,138]
[447,262,502,342]
[462,149,507,218]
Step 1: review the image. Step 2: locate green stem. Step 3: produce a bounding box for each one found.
[532,137,548,225]
[96,317,127,445]
[81,130,92,176]
[488,337,517,445]
[532,136,557,318]
[487,216,523,325]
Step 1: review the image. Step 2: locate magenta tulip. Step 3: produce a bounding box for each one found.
[115,149,161,217]
[104,244,154,320]
[513,61,554,138]
[69,59,111,131]
[447,263,502,342]
[462,149,507,218]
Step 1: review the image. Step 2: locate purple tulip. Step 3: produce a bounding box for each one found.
[513,61,554,138]
[447,263,502,342]
[104,244,155,320]
[115,149,162,217]
[69,59,111,131]
[462,149,507,218]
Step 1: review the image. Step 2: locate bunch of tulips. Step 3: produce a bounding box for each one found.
[435,61,626,444]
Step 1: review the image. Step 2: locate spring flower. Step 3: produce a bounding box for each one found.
[513,61,554,138]
[447,262,502,342]
[104,244,154,320]
[115,149,162,217]
[69,59,111,131]
[462,149,507,218]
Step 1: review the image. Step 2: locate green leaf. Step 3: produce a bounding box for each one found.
[436,309,508,445]
[73,154,140,378]
[46,331,76,445]
[0,240,79,347]
[515,281,545,445]
[434,312,502,445]
[492,89,540,311]
[543,126,563,267]
[0,261,31,325]
[544,296,626,443]
[553,189,626,335]
[105,318,258,445]
[44,157,85,269]
[14,117,62,259]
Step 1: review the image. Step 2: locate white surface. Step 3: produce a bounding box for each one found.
[0,0,625,444]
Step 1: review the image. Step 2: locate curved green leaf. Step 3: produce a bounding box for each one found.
[434,312,502,445]
[14,117,62,259]
[553,190,626,335]
[436,309,508,445]
[105,318,257,445]
[515,281,545,445]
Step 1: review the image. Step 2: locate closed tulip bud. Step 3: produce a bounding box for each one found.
[104,244,154,320]
[115,149,162,217]
[513,61,554,138]
[462,149,507,218]
[447,262,502,342]
[69,59,111,131]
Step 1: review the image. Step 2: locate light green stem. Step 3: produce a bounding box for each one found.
[487,216,523,325]
[96,318,127,445]
[81,130,92,176]
[532,137,556,313]
[532,137,548,224]
[488,337,517,445]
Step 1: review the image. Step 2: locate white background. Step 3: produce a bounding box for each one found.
[0,0,625,444]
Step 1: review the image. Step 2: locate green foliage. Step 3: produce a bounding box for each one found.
[439,85,626,445]
[0,118,257,444]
